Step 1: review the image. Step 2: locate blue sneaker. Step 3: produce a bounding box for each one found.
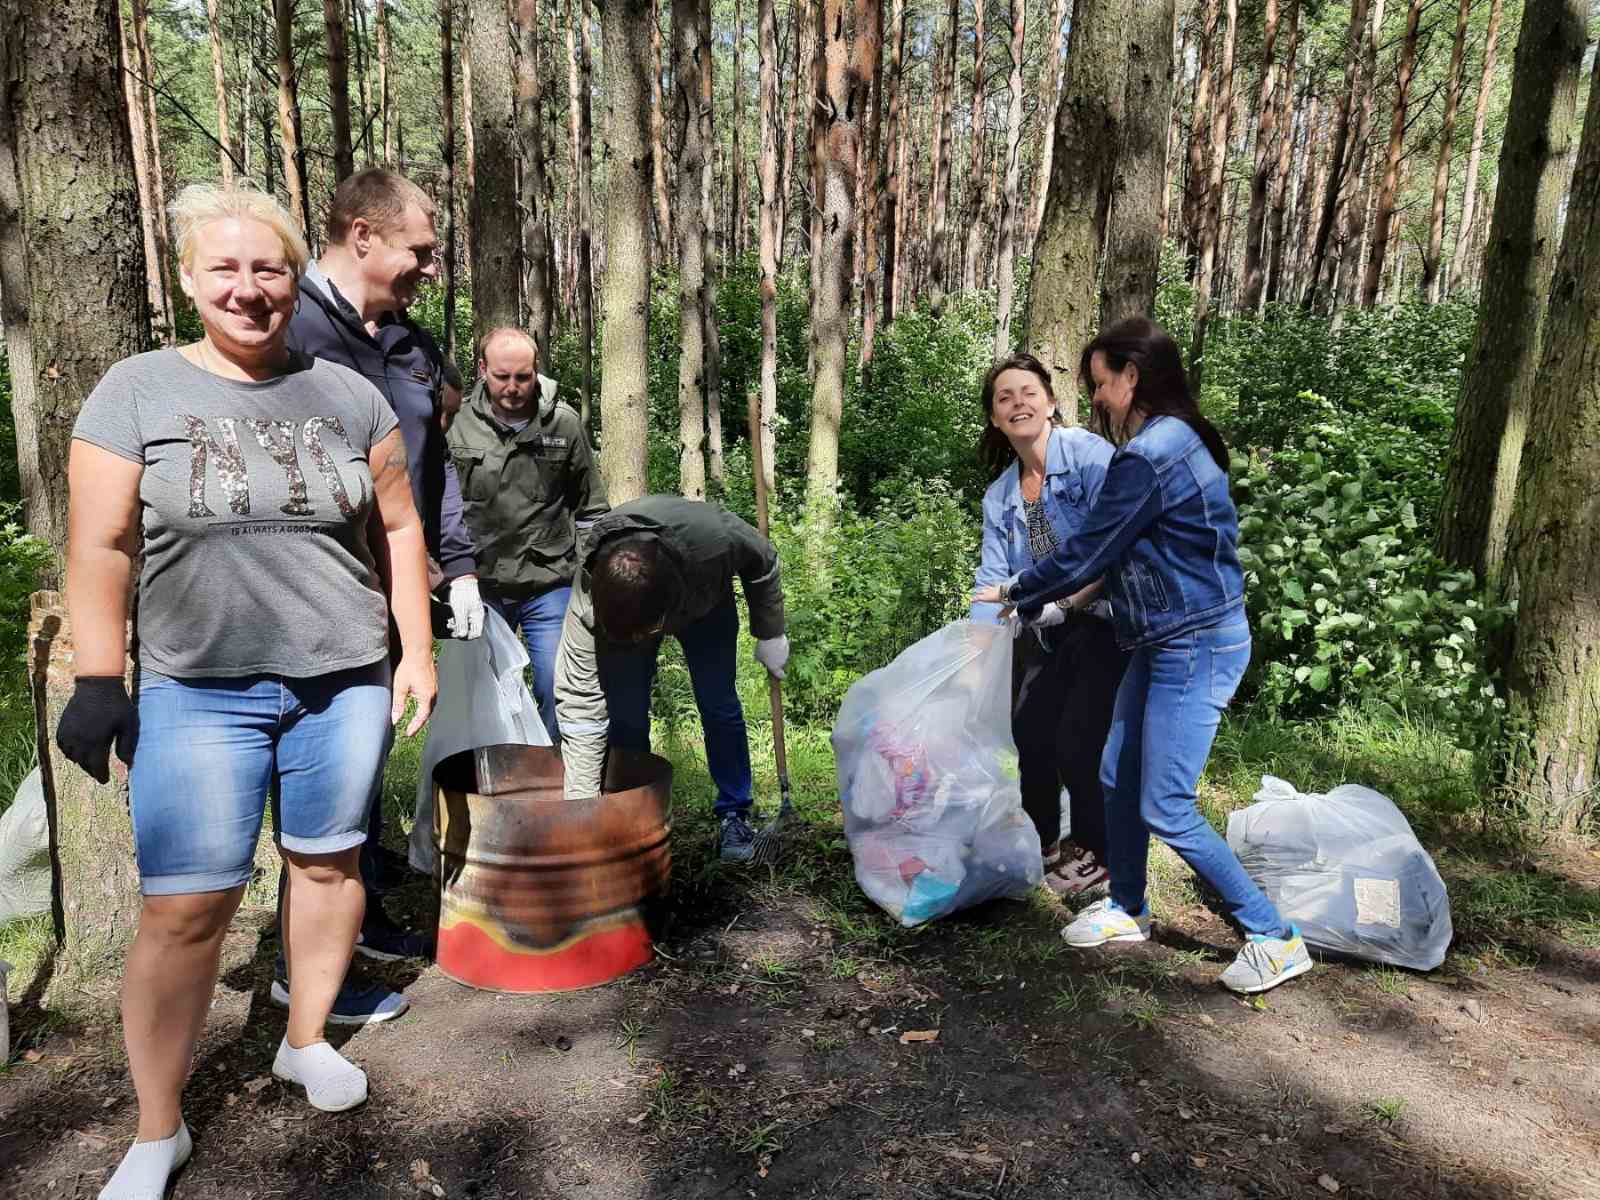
[718,812,756,863]
[354,911,435,962]
[270,977,410,1026]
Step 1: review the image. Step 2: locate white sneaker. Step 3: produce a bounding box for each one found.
[1060,898,1152,948]
[272,1037,369,1112]
[1219,928,1313,994]
[98,1121,191,1200]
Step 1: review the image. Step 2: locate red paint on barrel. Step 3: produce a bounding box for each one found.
[437,916,654,993]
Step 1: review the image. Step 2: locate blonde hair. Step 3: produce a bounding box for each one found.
[169,181,311,274]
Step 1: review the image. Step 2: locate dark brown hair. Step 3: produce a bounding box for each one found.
[976,352,1063,480]
[1078,318,1229,472]
[326,167,435,245]
[592,535,681,643]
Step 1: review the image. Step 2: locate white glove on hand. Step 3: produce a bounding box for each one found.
[1024,603,1068,629]
[754,634,791,680]
[447,576,485,639]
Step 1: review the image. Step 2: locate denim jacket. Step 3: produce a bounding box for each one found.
[1007,415,1245,649]
[970,426,1113,624]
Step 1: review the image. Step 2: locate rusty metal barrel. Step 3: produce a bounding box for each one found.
[433,743,673,993]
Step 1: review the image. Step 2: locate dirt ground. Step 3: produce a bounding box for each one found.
[3,797,1598,1200]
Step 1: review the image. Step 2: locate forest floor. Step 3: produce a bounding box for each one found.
[3,713,1599,1200]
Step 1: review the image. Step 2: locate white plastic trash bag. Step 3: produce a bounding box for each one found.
[833,621,1040,927]
[408,606,550,873]
[1227,775,1452,971]
[0,769,51,925]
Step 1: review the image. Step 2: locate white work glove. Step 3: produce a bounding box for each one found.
[754,634,790,680]
[1009,603,1067,639]
[447,576,485,639]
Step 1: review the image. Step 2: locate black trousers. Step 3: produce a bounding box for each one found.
[1010,614,1131,859]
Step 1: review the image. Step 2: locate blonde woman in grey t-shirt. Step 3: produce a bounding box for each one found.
[56,184,437,1200]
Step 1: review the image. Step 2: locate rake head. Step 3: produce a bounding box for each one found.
[748,773,794,865]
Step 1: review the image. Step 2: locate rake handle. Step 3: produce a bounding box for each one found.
[748,387,791,806]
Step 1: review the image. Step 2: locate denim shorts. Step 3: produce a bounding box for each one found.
[129,662,392,896]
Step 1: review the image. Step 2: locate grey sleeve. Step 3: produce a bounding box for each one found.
[71,360,145,464]
[721,510,785,639]
[324,362,399,451]
[554,573,609,800]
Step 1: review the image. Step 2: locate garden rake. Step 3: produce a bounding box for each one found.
[747,390,794,866]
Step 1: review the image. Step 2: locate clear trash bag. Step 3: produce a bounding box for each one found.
[1227,775,1453,970]
[0,769,50,925]
[832,621,1040,927]
[408,605,551,873]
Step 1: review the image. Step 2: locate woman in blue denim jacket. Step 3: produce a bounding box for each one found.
[970,353,1129,896]
[974,319,1311,995]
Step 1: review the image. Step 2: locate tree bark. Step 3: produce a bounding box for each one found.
[1302,0,1370,311]
[119,2,170,347]
[206,0,235,183]
[781,0,810,261]
[562,0,593,424]
[4,0,150,566]
[732,0,747,264]
[879,0,905,327]
[324,0,356,182]
[1444,0,1503,298]
[514,0,553,368]
[468,0,520,344]
[440,0,458,362]
[992,0,1026,354]
[1502,46,1600,831]
[700,0,724,490]
[1182,0,1218,277]
[650,10,673,261]
[1264,8,1302,306]
[960,0,987,292]
[1028,0,1130,419]
[1420,0,1471,302]
[928,0,957,319]
[673,0,709,499]
[1188,0,1236,389]
[1158,6,1186,249]
[126,0,175,343]
[1030,0,1070,248]
[1329,0,1382,313]
[1241,0,1292,314]
[807,0,872,520]
[351,0,373,165]
[1101,0,1174,326]
[1435,0,1588,590]
[859,0,885,375]
[1360,0,1422,308]
[271,0,312,247]
[598,0,652,504]
[378,0,392,165]
[756,0,780,515]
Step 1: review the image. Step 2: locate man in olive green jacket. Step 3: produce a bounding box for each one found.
[448,327,609,737]
[554,496,790,862]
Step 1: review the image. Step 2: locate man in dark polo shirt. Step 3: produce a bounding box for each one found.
[277,167,485,1025]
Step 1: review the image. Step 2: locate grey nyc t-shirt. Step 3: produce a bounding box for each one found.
[72,348,400,678]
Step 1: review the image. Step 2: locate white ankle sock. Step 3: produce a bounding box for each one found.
[98,1122,191,1200]
[272,1037,368,1112]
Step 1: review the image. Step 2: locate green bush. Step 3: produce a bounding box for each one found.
[0,502,51,668]
[1233,436,1507,750]
[0,349,18,503]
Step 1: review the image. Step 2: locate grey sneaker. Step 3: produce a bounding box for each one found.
[1060,897,1151,947]
[1219,928,1313,994]
[718,812,756,863]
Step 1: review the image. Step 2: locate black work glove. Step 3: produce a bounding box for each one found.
[55,676,137,784]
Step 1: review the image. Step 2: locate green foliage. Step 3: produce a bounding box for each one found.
[0,503,51,667]
[0,349,17,503]
[1233,436,1508,761]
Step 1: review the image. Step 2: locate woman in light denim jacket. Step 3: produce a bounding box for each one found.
[974,320,1311,995]
[971,353,1129,896]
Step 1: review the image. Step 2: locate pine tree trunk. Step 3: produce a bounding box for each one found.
[1421,0,1471,301]
[859,0,885,375]
[324,0,356,182]
[1188,0,1236,389]
[440,0,458,362]
[561,0,594,423]
[807,0,871,521]
[1303,0,1370,311]
[781,0,810,261]
[1030,0,1070,248]
[272,0,312,246]
[239,5,255,177]
[378,0,392,165]
[1028,0,1130,418]
[1329,0,1382,313]
[206,0,235,183]
[514,0,554,367]
[1435,0,1588,589]
[1240,0,1287,314]
[1502,46,1600,831]
[3,0,150,567]
[119,3,169,348]
[1445,0,1502,299]
[468,0,520,343]
[1182,0,1218,278]
[126,0,175,342]
[700,0,724,490]
[959,0,987,293]
[1292,94,1327,301]
[1360,0,1421,308]
[1101,0,1174,326]
[351,0,374,165]
[598,0,654,504]
[1264,7,1302,306]
[732,0,747,265]
[673,0,709,500]
[879,0,905,327]
[650,11,673,261]
[928,0,957,319]
[756,0,780,514]
[992,0,1025,355]
[1158,6,1185,248]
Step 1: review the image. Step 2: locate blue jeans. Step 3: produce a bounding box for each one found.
[597,592,752,816]
[130,663,392,896]
[492,586,572,741]
[1100,618,1286,937]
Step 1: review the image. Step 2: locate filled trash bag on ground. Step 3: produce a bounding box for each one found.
[1227,775,1452,970]
[409,606,550,873]
[0,769,50,925]
[833,621,1040,926]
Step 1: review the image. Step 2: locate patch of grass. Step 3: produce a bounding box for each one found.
[615,1017,647,1067]
[1361,966,1410,997]
[734,1119,785,1155]
[1051,977,1094,1015]
[1363,1096,1408,1124]
[0,912,53,1003]
[1123,990,1168,1031]
[750,950,796,982]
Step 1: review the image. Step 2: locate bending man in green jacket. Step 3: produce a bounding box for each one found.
[448,327,609,738]
[554,496,790,862]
